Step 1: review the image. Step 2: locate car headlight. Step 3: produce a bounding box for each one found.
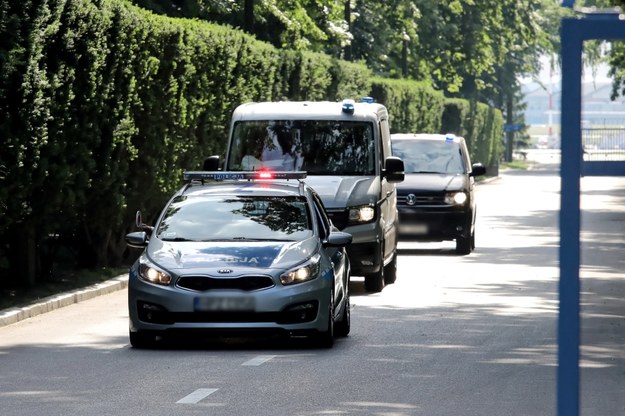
[280,254,321,285]
[139,261,172,285]
[445,192,467,205]
[347,205,376,225]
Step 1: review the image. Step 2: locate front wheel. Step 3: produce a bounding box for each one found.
[313,305,335,348]
[455,235,472,255]
[364,270,384,293]
[383,252,397,285]
[335,296,351,337]
[129,330,156,349]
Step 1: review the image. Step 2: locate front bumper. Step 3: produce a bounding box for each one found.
[128,268,332,335]
[398,207,471,242]
[341,222,382,276]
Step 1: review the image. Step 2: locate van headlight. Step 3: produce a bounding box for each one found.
[347,205,376,225]
[445,192,467,205]
[139,261,172,285]
[280,254,321,285]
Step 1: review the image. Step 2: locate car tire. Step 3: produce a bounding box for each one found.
[314,305,335,348]
[129,330,156,349]
[335,295,351,337]
[455,235,472,255]
[383,252,397,285]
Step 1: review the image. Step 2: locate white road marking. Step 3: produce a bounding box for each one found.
[242,354,276,366]
[176,388,218,404]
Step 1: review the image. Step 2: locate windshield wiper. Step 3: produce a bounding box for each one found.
[160,237,196,242]
[231,237,287,242]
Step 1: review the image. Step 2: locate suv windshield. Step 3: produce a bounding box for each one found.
[156,195,313,241]
[227,120,376,175]
[391,139,465,174]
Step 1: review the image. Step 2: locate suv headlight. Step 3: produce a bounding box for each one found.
[139,261,172,285]
[347,205,376,225]
[280,254,321,285]
[445,192,467,205]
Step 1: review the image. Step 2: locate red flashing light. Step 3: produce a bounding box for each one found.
[258,171,273,179]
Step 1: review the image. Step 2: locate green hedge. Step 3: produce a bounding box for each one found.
[0,0,502,286]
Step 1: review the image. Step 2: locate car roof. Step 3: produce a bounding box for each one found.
[391,133,465,144]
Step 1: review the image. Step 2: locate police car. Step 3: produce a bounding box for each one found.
[125,171,352,348]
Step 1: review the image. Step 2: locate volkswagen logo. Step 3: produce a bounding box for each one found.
[218,268,233,274]
[406,194,418,206]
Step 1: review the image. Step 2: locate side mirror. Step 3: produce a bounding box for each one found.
[383,156,405,183]
[125,231,148,249]
[324,231,353,247]
[203,155,220,171]
[470,162,487,177]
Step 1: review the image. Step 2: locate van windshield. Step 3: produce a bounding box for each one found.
[227,120,376,175]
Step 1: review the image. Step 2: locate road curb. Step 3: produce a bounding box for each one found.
[0,274,129,328]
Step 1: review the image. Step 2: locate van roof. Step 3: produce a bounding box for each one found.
[391,133,465,144]
[231,100,388,122]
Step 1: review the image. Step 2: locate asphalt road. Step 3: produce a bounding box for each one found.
[0,161,623,416]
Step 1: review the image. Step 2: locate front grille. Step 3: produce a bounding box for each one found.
[398,194,446,206]
[177,275,275,292]
[326,209,348,230]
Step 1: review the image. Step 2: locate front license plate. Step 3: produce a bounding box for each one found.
[194,296,256,312]
[403,223,428,234]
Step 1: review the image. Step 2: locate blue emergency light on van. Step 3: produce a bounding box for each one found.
[342,99,355,114]
[361,96,374,103]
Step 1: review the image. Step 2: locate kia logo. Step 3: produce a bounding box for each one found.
[218,269,233,274]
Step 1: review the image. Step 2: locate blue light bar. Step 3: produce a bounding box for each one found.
[445,134,456,142]
[342,99,355,114]
[361,96,374,103]
[183,171,307,182]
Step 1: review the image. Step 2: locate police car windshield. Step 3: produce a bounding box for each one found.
[156,195,313,242]
[228,120,375,175]
[391,139,465,174]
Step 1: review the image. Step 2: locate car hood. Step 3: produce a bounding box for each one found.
[397,173,467,193]
[146,237,318,274]
[303,175,380,208]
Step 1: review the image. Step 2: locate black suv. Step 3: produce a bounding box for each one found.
[390,133,486,254]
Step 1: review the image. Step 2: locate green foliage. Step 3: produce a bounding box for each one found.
[371,77,445,134]
[0,0,504,289]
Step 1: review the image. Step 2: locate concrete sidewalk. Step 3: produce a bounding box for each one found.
[0,274,128,328]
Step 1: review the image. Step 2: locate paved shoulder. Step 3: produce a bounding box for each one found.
[0,274,128,328]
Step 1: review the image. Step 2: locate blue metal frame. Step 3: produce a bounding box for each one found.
[559,11,625,416]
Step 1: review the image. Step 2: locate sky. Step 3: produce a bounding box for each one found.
[519,55,611,86]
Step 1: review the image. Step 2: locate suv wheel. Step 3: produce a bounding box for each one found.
[456,235,472,255]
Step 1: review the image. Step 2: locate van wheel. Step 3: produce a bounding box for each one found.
[364,270,384,293]
[383,252,397,285]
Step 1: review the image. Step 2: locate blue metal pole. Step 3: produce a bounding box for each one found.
[558,17,582,416]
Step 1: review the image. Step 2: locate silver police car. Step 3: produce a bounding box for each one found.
[125,171,352,348]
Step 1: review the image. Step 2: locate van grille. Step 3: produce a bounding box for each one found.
[325,209,348,230]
